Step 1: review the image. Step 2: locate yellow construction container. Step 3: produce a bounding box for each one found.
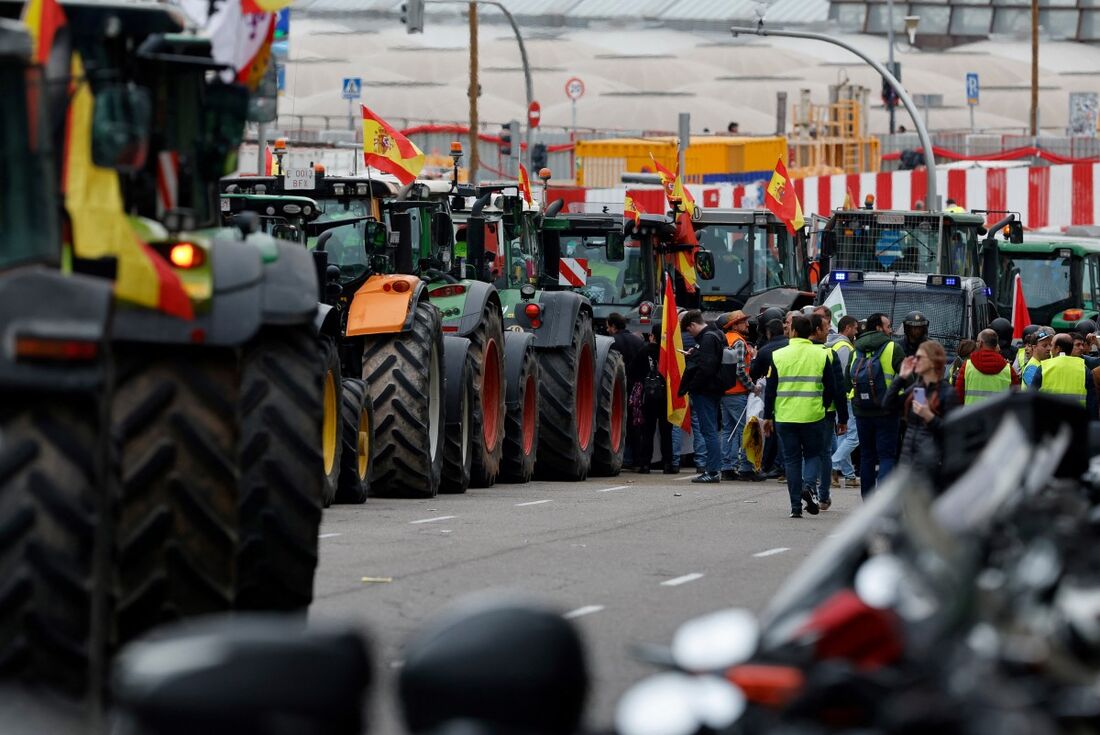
[575,135,787,188]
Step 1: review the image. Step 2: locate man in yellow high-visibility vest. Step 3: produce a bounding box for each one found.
[762,315,847,519]
[955,329,1018,405]
[1031,333,1097,417]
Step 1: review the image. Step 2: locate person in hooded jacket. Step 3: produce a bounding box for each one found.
[883,340,957,477]
[852,313,905,497]
[990,317,1017,363]
[955,329,1019,405]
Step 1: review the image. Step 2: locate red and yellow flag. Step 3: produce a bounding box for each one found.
[63,53,192,320]
[362,104,425,184]
[673,212,698,292]
[518,163,534,206]
[658,273,690,430]
[21,0,65,63]
[764,157,805,235]
[649,152,697,218]
[624,193,643,226]
[242,0,294,12]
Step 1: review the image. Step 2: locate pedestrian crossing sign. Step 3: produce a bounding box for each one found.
[342,77,362,100]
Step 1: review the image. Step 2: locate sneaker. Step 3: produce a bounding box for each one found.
[818,499,832,511]
[720,469,739,481]
[737,471,766,482]
[843,475,858,489]
[691,472,721,484]
[789,509,803,518]
[831,471,841,489]
[801,488,820,515]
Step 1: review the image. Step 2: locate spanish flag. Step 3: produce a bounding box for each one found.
[649,152,697,218]
[624,193,642,226]
[21,0,65,63]
[764,157,805,235]
[673,212,698,293]
[63,53,192,320]
[658,273,690,430]
[518,163,534,206]
[362,104,425,185]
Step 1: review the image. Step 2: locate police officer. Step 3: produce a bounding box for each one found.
[1031,333,1098,417]
[898,310,928,357]
[762,315,845,518]
[990,317,1016,363]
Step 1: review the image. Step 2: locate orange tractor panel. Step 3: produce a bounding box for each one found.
[345,275,422,336]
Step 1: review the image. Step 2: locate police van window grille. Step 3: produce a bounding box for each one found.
[829,213,943,275]
[840,285,966,357]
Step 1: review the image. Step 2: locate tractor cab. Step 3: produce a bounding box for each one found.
[820,209,985,279]
[456,183,542,291]
[539,213,632,330]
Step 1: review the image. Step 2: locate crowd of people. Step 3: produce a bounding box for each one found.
[607,306,1100,519]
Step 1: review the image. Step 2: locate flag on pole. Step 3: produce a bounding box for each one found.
[62,53,192,320]
[822,284,848,329]
[624,193,642,226]
[518,163,534,206]
[764,157,805,235]
[658,273,690,430]
[178,0,276,91]
[361,104,425,184]
[20,0,65,63]
[649,152,697,217]
[672,212,698,292]
[1011,273,1030,339]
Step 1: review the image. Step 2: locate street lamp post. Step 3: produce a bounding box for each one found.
[731,24,938,210]
[887,0,896,135]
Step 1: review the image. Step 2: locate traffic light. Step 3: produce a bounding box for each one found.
[531,142,548,170]
[500,124,512,157]
[401,0,424,33]
[881,61,901,109]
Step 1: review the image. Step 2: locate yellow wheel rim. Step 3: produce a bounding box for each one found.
[357,406,370,479]
[322,370,338,475]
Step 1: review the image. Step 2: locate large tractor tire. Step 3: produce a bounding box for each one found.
[591,341,627,476]
[363,300,446,498]
[499,331,540,484]
[440,336,474,494]
[236,327,325,612]
[466,301,505,488]
[335,378,373,504]
[112,349,239,644]
[534,313,597,481]
[0,396,104,698]
[319,339,343,508]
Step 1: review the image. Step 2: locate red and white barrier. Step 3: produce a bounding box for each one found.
[576,162,1100,232]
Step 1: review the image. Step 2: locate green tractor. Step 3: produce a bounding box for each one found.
[0,18,115,701]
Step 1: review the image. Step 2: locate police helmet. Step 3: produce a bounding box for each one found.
[759,307,785,325]
[903,310,929,328]
[990,317,1013,345]
[1075,319,1098,336]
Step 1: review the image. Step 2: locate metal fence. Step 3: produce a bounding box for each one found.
[878,132,1100,170]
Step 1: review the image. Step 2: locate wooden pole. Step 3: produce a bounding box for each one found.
[468,1,480,181]
[1030,0,1039,136]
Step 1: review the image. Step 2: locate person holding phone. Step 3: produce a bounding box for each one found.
[882,340,957,478]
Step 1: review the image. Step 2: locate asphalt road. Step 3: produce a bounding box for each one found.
[311,470,856,733]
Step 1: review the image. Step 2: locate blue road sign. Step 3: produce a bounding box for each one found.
[875,231,905,269]
[966,73,979,106]
[342,77,362,100]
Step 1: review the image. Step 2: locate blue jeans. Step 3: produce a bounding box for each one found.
[831,401,859,478]
[855,414,899,498]
[809,416,836,503]
[670,425,682,468]
[692,394,722,474]
[720,393,752,472]
[776,420,824,511]
[690,404,707,469]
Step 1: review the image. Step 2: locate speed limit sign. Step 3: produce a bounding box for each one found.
[565,77,585,101]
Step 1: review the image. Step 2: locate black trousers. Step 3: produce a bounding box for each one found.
[634,397,674,469]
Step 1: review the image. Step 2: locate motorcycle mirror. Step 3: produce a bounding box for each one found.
[854,554,905,609]
[671,608,759,672]
[615,673,745,735]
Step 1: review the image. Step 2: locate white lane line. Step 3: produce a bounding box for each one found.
[753,547,790,558]
[598,485,630,493]
[410,515,456,524]
[515,499,553,507]
[319,533,342,539]
[563,605,604,619]
[661,572,704,587]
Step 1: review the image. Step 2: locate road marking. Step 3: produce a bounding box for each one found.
[319,533,342,539]
[661,572,704,587]
[753,547,790,558]
[410,515,456,524]
[563,605,604,619]
[598,485,630,493]
[515,499,553,507]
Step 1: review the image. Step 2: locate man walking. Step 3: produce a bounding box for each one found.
[955,328,1018,405]
[762,315,845,518]
[716,311,762,481]
[851,312,904,497]
[807,314,848,510]
[828,315,859,487]
[678,310,726,483]
[1031,333,1098,416]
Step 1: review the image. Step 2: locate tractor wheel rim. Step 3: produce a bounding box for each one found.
[481,339,502,448]
[357,405,370,479]
[322,370,338,475]
[610,373,624,451]
[429,340,442,460]
[522,373,537,455]
[576,343,595,451]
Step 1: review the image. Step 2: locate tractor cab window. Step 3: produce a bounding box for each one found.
[1083,254,1099,309]
[753,230,786,291]
[945,223,980,277]
[1000,254,1072,309]
[696,224,752,298]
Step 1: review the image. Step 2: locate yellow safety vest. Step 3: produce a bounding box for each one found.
[831,339,854,399]
[772,338,829,423]
[1037,354,1087,406]
[963,360,1012,405]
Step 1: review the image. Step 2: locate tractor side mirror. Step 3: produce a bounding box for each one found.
[819,230,836,259]
[1008,221,1023,244]
[92,83,151,172]
[200,83,250,178]
[466,216,486,265]
[981,241,999,301]
[390,212,415,274]
[363,220,388,254]
[432,211,454,250]
[695,249,715,281]
[271,224,301,243]
[606,233,625,262]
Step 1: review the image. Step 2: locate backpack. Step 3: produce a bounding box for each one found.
[717,336,751,393]
[643,355,665,402]
[851,342,890,411]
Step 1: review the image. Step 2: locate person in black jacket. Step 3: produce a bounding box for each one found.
[882,339,957,479]
[678,310,726,483]
[628,325,676,474]
[607,312,644,368]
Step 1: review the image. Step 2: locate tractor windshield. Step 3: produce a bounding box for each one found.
[695,224,793,299]
[313,197,374,279]
[0,62,58,269]
[999,253,1074,310]
[829,213,940,274]
[496,211,539,290]
[562,233,644,306]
